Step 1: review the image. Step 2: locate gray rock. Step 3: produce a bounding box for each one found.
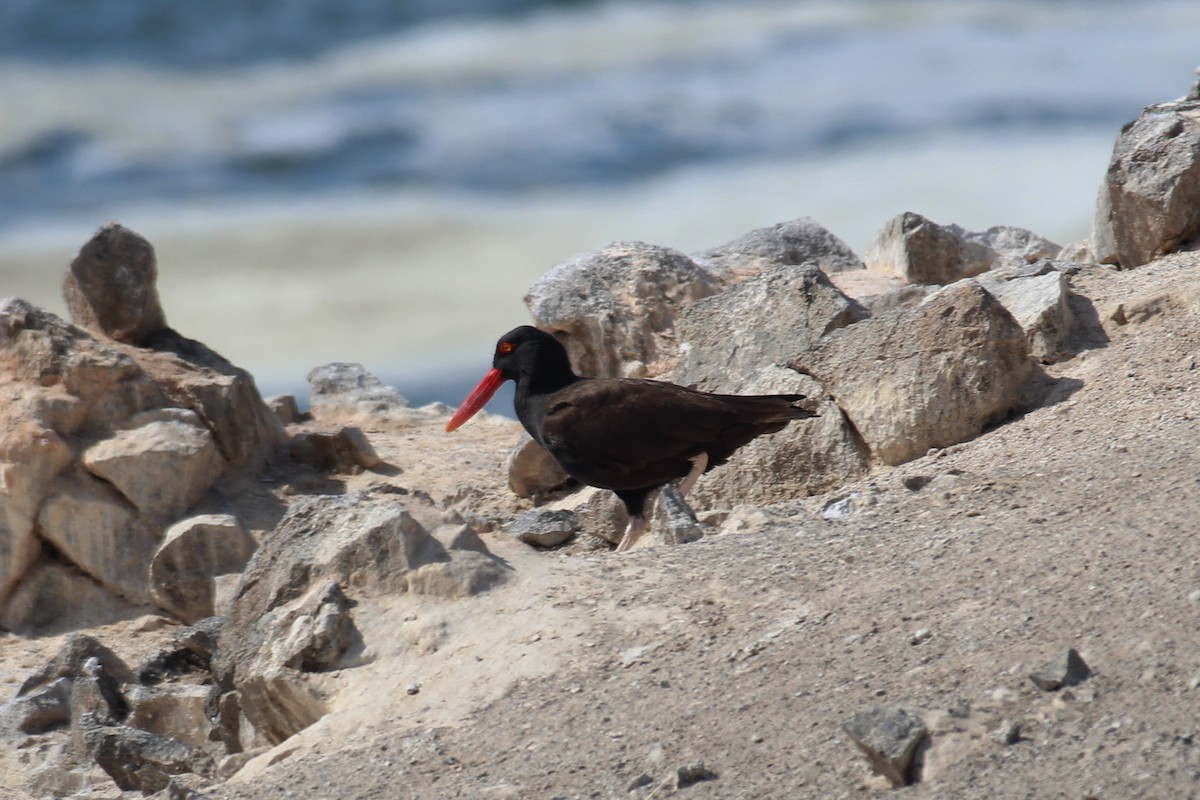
[63,222,167,346]
[867,212,1059,285]
[1029,648,1092,691]
[673,264,867,392]
[289,427,381,473]
[821,491,879,520]
[793,282,1038,466]
[7,676,73,734]
[149,515,257,623]
[342,427,382,467]
[866,212,977,285]
[1093,86,1200,267]
[508,509,579,548]
[991,719,1022,745]
[506,434,571,499]
[83,721,215,794]
[626,773,654,791]
[651,486,705,546]
[970,225,1062,266]
[546,486,627,545]
[308,362,408,417]
[843,705,927,787]
[674,762,718,788]
[136,617,224,685]
[1058,239,1096,264]
[127,684,211,748]
[692,216,863,285]
[524,241,719,378]
[18,634,133,698]
[71,655,130,727]
[269,580,359,672]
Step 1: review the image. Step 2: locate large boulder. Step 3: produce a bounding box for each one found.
[62,222,167,346]
[674,264,867,392]
[1093,81,1200,268]
[793,282,1038,466]
[866,212,1059,285]
[213,492,506,746]
[692,217,864,285]
[524,242,719,378]
[36,469,163,604]
[80,409,225,521]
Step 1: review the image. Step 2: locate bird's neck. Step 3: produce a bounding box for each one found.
[512,356,583,443]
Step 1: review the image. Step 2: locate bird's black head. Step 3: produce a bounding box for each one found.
[491,325,576,387]
[445,325,579,433]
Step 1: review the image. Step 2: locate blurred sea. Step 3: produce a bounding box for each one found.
[0,0,1197,406]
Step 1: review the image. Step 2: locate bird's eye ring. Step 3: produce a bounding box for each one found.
[498,342,515,354]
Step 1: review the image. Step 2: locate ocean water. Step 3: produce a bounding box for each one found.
[0,0,1197,405]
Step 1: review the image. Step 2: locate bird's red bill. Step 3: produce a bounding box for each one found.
[445,367,505,432]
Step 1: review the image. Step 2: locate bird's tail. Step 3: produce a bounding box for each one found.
[718,393,820,423]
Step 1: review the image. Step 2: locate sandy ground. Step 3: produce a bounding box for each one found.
[3,251,1200,799]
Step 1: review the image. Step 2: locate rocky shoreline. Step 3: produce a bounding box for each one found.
[1,77,1199,798]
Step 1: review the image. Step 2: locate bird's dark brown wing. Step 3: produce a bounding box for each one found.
[538,378,789,491]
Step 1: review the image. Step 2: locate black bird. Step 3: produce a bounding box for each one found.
[446,326,817,551]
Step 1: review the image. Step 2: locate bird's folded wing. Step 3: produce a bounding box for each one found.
[541,379,738,471]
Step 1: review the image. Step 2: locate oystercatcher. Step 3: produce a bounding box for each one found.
[447,326,817,551]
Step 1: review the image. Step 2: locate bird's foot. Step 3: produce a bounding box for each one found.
[615,514,647,553]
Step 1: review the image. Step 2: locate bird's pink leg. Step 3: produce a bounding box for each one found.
[678,452,708,498]
[616,514,647,552]
[616,454,707,553]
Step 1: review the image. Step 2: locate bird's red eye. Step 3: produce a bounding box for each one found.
[498,342,515,354]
